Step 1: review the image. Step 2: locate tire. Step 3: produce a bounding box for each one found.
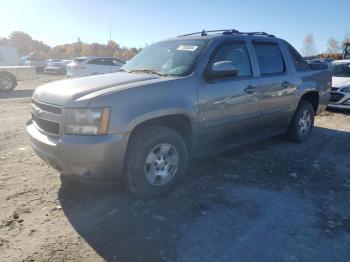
[0,72,16,92]
[287,100,315,143]
[125,126,188,197]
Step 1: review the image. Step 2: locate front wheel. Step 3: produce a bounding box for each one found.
[287,100,315,143]
[0,72,16,92]
[125,126,188,197]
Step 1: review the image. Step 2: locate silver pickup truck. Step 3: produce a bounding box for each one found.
[27,30,331,197]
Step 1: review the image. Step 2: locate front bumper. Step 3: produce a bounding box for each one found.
[26,120,129,180]
[328,103,350,109]
[328,92,350,109]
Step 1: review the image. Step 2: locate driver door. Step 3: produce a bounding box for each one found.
[198,41,260,147]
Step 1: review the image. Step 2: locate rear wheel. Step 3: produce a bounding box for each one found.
[287,100,314,143]
[0,72,16,92]
[125,126,188,197]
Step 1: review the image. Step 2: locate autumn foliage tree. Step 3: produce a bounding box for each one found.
[7,31,50,58]
[0,31,141,61]
[301,33,317,57]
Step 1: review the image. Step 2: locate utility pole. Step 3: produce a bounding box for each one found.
[109,23,112,41]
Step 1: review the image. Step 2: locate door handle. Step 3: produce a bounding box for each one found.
[244,85,258,94]
[281,81,292,88]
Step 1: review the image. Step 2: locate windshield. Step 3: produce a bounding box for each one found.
[330,63,350,77]
[121,39,208,76]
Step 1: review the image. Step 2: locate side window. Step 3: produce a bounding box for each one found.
[211,43,252,77]
[87,58,103,65]
[99,58,110,66]
[253,43,285,75]
[287,44,310,71]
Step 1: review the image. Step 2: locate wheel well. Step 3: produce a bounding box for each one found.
[128,114,193,150]
[0,71,17,84]
[301,91,319,113]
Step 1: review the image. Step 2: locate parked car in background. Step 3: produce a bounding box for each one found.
[62,59,73,65]
[44,61,67,75]
[21,52,46,73]
[307,58,334,68]
[45,59,61,66]
[27,30,331,197]
[66,56,125,77]
[323,58,334,65]
[328,60,350,109]
[23,60,46,73]
[309,59,324,64]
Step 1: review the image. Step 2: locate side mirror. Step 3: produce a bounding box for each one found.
[206,61,239,79]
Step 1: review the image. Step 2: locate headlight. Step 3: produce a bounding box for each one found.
[340,86,350,92]
[65,108,110,135]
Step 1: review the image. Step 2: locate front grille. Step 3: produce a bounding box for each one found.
[31,99,62,135]
[32,114,60,134]
[32,99,62,114]
[330,92,345,103]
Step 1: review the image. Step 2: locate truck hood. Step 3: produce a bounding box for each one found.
[33,72,160,107]
[332,76,350,88]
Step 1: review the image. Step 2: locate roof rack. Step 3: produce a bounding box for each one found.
[177,30,275,38]
[242,32,276,37]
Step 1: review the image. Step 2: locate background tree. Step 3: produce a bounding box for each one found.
[9,31,50,58]
[301,33,317,57]
[327,37,342,54]
[2,31,141,61]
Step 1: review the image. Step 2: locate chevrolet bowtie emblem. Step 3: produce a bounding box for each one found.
[34,108,44,117]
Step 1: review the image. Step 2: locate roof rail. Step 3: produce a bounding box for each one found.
[177,30,275,38]
[242,32,276,37]
[178,29,239,37]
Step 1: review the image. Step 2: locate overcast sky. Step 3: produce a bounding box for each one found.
[1,0,349,52]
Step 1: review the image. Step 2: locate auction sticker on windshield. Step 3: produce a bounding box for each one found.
[177,45,198,51]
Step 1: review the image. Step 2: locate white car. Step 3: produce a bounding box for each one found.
[66,57,125,77]
[328,60,350,109]
[0,66,37,91]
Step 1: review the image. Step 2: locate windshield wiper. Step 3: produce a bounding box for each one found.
[128,68,167,77]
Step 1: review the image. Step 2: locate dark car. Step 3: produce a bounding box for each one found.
[44,62,67,75]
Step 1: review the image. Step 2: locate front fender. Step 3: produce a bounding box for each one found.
[88,76,198,135]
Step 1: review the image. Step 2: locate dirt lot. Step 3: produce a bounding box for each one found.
[1,76,350,262]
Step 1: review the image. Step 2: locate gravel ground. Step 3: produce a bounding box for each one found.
[0,76,350,261]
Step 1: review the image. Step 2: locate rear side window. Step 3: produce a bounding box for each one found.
[253,43,285,75]
[287,44,311,71]
[88,58,117,66]
[88,58,104,65]
[211,42,252,77]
